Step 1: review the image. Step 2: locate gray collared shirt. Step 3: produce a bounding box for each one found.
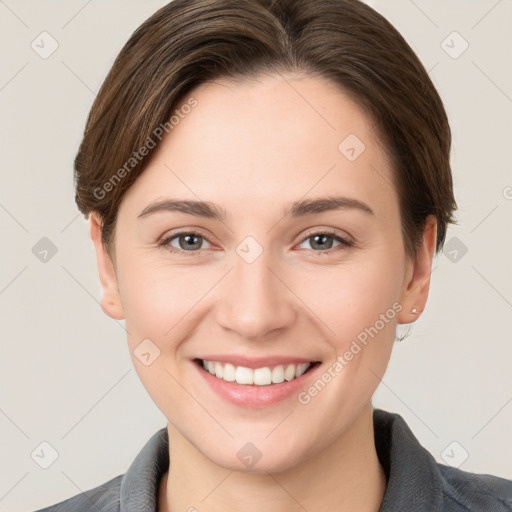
[33,408,512,511]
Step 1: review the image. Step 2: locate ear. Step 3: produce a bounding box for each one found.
[89,212,125,320]
[397,215,437,324]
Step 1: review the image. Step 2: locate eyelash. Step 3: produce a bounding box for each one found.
[158,229,354,257]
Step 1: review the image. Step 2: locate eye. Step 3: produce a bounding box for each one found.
[297,230,354,254]
[158,229,354,257]
[159,231,212,256]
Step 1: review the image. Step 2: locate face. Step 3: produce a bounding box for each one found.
[91,72,436,473]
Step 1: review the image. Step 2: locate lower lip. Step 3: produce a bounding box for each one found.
[192,360,322,408]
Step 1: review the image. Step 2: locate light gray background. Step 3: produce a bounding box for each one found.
[1,1,511,510]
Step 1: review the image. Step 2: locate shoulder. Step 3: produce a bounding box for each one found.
[31,474,122,512]
[373,408,512,511]
[30,427,168,512]
[438,464,512,511]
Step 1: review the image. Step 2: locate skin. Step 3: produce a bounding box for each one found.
[90,72,437,512]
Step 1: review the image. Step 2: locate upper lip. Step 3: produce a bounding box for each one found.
[195,355,320,369]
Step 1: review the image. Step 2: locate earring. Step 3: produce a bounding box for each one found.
[411,308,418,314]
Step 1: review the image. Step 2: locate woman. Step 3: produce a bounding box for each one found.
[35,0,512,510]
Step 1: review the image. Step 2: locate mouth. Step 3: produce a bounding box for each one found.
[193,358,322,386]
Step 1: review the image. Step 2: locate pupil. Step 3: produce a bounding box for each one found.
[182,234,201,250]
[313,234,332,250]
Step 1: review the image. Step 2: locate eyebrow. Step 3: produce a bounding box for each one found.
[138,195,375,220]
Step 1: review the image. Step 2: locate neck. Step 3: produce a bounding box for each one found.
[159,403,387,512]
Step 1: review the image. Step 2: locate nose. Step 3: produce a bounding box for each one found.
[215,249,296,341]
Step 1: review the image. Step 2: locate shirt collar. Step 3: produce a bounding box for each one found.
[373,408,444,511]
[119,408,445,511]
[120,428,169,511]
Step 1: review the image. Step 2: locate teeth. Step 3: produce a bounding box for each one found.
[214,362,224,378]
[296,363,310,378]
[223,363,236,382]
[271,365,285,384]
[254,367,272,385]
[200,360,312,386]
[284,364,296,381]
[235,366,254,385]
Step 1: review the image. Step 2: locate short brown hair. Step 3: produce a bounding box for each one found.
[74,0,457,258]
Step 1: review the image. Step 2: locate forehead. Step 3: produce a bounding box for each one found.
[120,72,398,223]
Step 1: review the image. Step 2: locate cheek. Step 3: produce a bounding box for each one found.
[298,255,403,343]
[116,260,207,407]
[118,257,215,344]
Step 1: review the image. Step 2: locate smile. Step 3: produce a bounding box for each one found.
[198,358,315,386]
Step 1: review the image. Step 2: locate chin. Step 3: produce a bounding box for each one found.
[198,435,311,475]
